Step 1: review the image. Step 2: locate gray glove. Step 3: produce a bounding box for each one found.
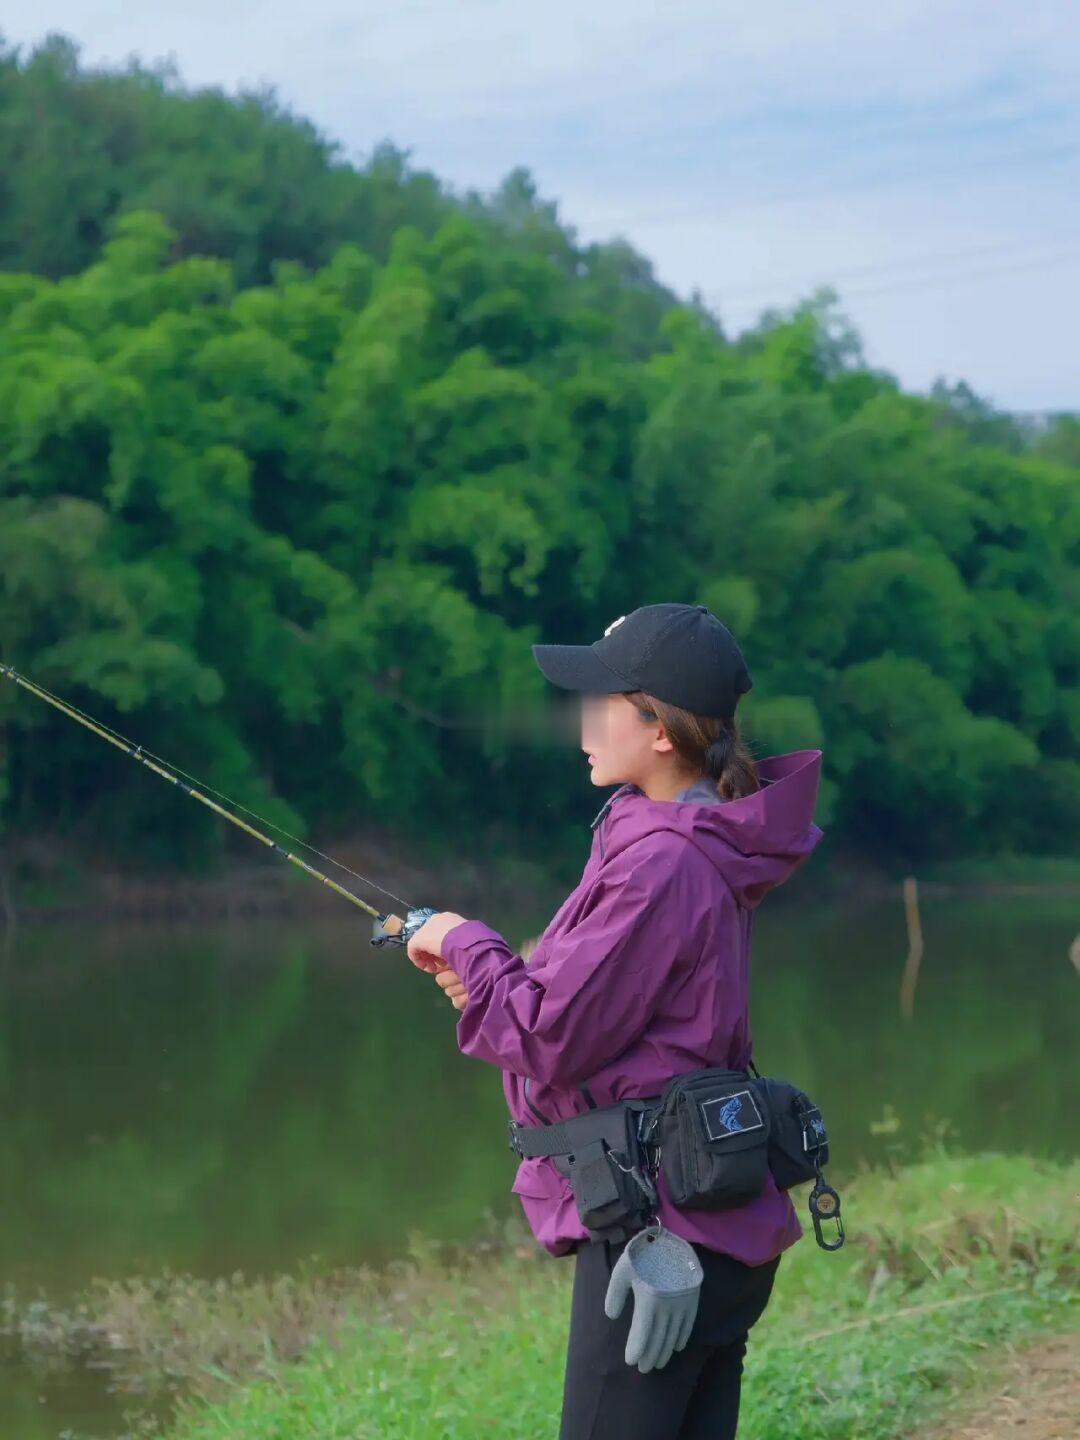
[603,1224,705,1373]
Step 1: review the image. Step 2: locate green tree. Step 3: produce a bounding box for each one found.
[0,48,1076,869]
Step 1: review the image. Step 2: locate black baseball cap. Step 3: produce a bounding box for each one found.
[532,603,753,720]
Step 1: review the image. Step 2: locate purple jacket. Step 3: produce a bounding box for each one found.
[441,749,825,1265]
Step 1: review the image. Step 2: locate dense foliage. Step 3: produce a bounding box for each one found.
[0,37,1076,869]
[0,33,448,285]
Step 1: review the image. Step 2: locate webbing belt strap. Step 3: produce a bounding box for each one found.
[508,1094,661,1160]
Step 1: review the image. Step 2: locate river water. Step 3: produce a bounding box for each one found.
[1,890,1076,1436]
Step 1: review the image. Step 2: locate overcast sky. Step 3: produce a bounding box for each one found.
[7,3,1079,411]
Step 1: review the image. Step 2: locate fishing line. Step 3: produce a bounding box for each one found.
[0,660,415,917]
[5,675,414,911]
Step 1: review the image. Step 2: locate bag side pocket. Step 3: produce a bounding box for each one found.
[564,1139,651,1239]
[753,1076,830,1190]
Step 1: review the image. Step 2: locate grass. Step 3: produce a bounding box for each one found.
[41,1147,1071,1439]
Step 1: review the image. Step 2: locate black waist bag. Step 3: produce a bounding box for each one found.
[510,1098,658,1243]
[752,1076,830,1190]
[651,1067,771,1210]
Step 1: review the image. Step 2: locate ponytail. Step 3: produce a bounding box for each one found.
[703,733,733,788]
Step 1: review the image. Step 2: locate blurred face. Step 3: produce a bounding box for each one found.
[580,693,676,791]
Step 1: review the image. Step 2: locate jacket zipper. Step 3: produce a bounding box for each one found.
[520,788,636,1134]
[589,783,635,861]
[591,798,611,860]
[518,789,633,1134]
[523,1076,553,1125]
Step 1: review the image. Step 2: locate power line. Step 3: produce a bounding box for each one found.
[718,243,1080,325]
[706,234,1079,310]
[589,140,1079,233]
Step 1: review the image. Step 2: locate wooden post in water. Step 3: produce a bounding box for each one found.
[899,876,923,1020]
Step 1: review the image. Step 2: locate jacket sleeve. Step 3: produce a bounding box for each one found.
[440,836,698,1087]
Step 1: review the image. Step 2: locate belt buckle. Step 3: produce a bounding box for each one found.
[507,1119,523,1157]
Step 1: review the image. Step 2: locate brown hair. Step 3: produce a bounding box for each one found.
[622,690,761,801]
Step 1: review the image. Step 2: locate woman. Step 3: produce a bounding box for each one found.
[407,602,824,1440]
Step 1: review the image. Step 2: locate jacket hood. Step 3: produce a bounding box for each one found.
[590,749,825,909]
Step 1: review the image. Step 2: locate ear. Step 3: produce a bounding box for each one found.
[652,726,675,755]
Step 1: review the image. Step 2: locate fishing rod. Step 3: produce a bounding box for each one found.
[0,661,437,948]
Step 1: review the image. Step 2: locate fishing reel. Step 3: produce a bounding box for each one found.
[371,906,439,949]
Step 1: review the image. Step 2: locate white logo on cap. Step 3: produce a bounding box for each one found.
[603,615,627,637]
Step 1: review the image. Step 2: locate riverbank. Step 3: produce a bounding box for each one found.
[5,1149,1074,1439]
[0,821,569,926]
[4,827,1079,926]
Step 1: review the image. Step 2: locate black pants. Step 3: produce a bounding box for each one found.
[558,1233,780,1440]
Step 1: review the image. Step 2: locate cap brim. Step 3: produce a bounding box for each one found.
[531,643,632,694]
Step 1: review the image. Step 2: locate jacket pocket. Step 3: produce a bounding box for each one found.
[511,1157,564,1199]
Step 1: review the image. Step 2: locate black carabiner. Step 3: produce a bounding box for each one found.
[808,1174,845,1251]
